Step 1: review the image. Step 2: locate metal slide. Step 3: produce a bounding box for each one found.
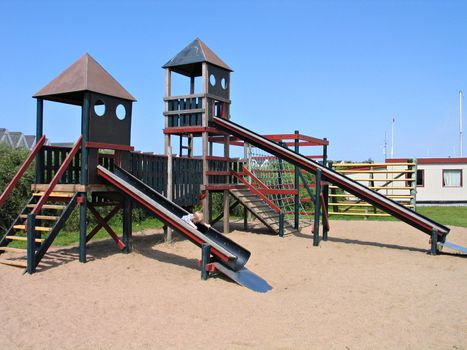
[212,117,451,241]
[97,165,272,292]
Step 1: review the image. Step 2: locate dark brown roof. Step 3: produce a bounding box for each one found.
[163,38,232,77]
[34,53,136,105]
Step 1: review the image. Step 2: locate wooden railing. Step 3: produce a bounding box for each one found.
[0,135,46,209]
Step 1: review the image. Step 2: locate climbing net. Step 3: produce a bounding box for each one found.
[248,146,313,227]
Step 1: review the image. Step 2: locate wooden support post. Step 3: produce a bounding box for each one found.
[35,98,44,184]
[431,229,438,255]
[123,197,132,253]
[79,193,87,262]
[166,146,173,242]
[201,243,211,280]
[279,212,285,237]
[26,213,36,274]
[277,142,284,212]
[202,62,210,221]
[243,205,248,231]
[322,141,329,241]
[313,169,322,246]
[223,134,230,233]
[79,92,90,263]
[294,130,300,229]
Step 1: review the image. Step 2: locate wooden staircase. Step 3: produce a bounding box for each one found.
[0,191,78,270]
[230,188,296,235]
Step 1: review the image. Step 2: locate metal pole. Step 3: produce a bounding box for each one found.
[391,117,395,158]
[460,90,463,157]
[313,169,322,246]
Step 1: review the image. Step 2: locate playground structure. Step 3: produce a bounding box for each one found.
[329,160,417,218]
[0,38,463,291]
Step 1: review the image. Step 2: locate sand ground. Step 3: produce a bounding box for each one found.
[1,220,466,349]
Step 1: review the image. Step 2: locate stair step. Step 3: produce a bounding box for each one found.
[13,225,51,232]
[0,246,27,253]
[26,204,66,210]
[6,236,44,243]
[20,214,59,221]
[0,259,27,268]
[33,191,74,198]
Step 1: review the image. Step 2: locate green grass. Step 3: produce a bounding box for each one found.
[330,206,467,228]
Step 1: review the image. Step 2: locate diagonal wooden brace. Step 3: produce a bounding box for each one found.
[87,203,126,250]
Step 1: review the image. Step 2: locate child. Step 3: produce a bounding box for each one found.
[181,211,211,229]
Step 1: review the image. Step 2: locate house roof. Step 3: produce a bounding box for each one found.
[8,132,23,147]
[162,38,232,77]
[24,135,36,148]
[34,53,136,105]
[387,157,467,165]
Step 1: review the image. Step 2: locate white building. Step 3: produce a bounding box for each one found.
[415,157,467,205]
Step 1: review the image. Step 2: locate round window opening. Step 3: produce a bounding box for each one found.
[209,74,216,87]
[221,78,227,90]
[94,100,106,116]
[116,104,127,120]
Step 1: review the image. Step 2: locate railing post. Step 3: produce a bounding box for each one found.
[430,229,438,255]
[201,244,211,280]
[26,213,36,274]
[313,169,322,246]
[35,98,44,184]
[322,140,329,241]
[123,197,133,253]
[166,146,173,242]
[294,130,300,230]
[279,212,285,237]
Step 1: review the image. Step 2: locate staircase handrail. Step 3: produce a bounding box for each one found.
[0,135,47,210]
[232,171,281,213]
[31,136,83,215]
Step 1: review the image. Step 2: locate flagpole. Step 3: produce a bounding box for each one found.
[391,117,395,158]
[460,90,463,157]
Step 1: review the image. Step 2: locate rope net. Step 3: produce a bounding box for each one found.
[248,146,313,227]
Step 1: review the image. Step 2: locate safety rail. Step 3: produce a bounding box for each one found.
[232,169,281,213]
[0,135,46,210]
[32,136,83,215]
[329,160,417,218]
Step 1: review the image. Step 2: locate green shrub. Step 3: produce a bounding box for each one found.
[0,144,35,231]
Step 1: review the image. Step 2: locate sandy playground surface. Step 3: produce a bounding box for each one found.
[1,220,466,349]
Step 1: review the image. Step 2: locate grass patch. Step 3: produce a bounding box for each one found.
[8,217,164,248]
[329,206,467,228]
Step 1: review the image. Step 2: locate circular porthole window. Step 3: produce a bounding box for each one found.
[94,100,106,116]
[116,104,126,120]
[209,74,216,87]
[221,78,227,90]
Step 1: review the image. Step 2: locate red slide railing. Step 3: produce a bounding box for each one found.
[0,135,46,210]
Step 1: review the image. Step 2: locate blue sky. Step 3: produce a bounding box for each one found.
[0,0,465,161]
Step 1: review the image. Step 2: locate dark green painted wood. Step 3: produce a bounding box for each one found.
[313,169,322,246]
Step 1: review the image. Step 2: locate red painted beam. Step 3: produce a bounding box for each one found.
[0,135,46,210]
[86,204,122,242]
[86,142,134,152]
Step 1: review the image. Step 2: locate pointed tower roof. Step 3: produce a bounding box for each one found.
[34,53,136,105]
[162,38,232,77]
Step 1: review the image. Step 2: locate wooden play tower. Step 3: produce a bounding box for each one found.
[162,38,234,234]
[0,54,137,271]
